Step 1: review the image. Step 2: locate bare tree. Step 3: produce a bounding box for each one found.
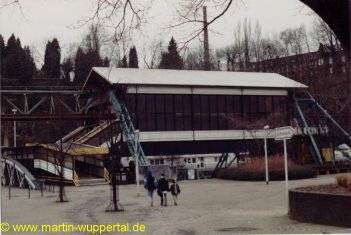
[143,40,163,69]
[184,46,220,70]
[280,29,293,56]
[2,0,240,49]
[242,17,252,66]
[167,0,238,49]
[260,38,284,60]
[252,20,262,62]
[310,16,341,50]
[280,26,310,56]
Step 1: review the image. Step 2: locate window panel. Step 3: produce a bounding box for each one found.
[234,96,241,113]
[258,96,266,113]
[250,96,258,113]
[200,95,209,112]
[175,114,184,130]
[193,95,201,130]
[165,95,174,113]
[165,113,174,130]
[156,113,166,131]
[225,96,234,113]
[183,95,191,113]
[155,95,165,113]
[265,96,273,112]
[146,95,155,113]
[193,95,201,113]
[125,94,136,113]
[243,96,250,114]
[218,96,226,113]
[184,113,192,130]
[218,96,227,130]
[137,94,146,113]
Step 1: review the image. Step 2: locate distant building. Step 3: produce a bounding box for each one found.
[227,44,350,131]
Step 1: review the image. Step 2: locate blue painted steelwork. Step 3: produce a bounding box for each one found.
[294,91,351,165]
[294,97,324,167]
[109,91,147,166]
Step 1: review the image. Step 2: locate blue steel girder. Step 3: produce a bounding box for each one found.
[295,98,324,166]
[109,90,147,166]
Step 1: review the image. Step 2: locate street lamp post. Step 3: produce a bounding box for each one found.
[134,130,140,197]
[263,125,270,185]
[12,109,17,147]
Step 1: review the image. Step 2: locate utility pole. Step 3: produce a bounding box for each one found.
[203,6,211,71]
[12,109,17,147]
[57,138,67,202]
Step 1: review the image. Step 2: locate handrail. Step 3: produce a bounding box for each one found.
[73,171,80,186]
[104,168,111,183]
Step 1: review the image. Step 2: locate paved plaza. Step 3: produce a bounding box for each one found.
[2,175,348,234]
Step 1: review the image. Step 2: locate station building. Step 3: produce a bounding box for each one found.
[85,67,310,168]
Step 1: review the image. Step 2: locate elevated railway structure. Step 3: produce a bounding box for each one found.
[1,86,115,121]
[1,68,351,186]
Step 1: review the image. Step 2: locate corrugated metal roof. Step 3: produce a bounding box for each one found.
[89,67,308,89]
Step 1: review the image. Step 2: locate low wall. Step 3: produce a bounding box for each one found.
[289,188,351,227]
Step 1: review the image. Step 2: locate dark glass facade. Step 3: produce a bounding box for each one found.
[125,93,288,132]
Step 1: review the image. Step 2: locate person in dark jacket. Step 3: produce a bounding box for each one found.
[169,179,181,206]
[144,172,156,207]
[157,174,169,206]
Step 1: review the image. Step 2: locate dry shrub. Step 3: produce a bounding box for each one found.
[336,173,351,190]
[240,155,296,172]
[216,155,316,181]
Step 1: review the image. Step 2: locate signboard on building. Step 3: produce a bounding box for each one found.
[274,126,295,141]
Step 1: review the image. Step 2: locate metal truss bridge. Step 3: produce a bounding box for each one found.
[1,86,115,121]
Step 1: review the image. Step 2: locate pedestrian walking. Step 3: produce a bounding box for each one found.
[170,179,181,206]
[157,174,169,206]
[144,172,156,206]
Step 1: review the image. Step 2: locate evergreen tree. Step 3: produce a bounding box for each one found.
[118,55,128,68]
[2,34,35,83]
[21,46,35,82]
[128,46,139,68]
[74,47,86,83]
[42,38,61,78]
[42,40,51,76]
[159,37,183,70]
[4,34,21,79]
[73,25,105,84]
[0,34,5,77]
[50,38,61,78]
[103,57,110,67]
[61,58,74,81]
[74,47,103,84]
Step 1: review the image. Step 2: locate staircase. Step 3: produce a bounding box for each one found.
[294,91,351,166]
[109,91,147,166]
[294,95,324,166]
[74,121,114,144]
[78,178,108,187]
[211,153,230,178]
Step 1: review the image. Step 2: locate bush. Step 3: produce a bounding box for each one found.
[216,155,317,181]
[336,173,351,190]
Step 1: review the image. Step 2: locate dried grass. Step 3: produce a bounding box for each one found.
[336,173,351,190]
[216,155,316,181]
[239,155,297,172]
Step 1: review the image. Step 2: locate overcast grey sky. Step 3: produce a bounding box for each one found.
[0,0,317,67]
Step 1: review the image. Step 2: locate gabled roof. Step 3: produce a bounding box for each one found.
[86,67,308,89]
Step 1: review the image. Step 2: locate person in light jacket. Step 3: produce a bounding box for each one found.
[169,179,181,206]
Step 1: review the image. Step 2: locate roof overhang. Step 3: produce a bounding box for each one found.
[84,67,308,91]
